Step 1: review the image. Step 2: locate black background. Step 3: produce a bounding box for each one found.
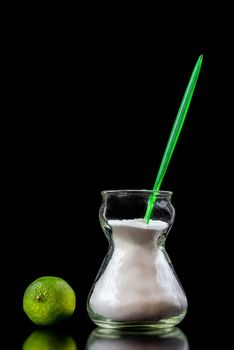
[3,12,232,349]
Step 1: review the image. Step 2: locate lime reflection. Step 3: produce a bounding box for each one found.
[86,327,189,349]
[22,330,78,350]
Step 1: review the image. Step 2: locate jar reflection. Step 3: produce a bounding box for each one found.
[86,327,189,350]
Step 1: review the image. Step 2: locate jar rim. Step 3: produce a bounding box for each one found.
[101,189,172,196]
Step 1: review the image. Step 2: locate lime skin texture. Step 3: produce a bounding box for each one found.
[23,276,76,326]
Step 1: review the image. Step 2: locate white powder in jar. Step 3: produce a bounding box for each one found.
[90,219,187,321]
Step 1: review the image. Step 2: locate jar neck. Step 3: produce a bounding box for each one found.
[100,190,175,225]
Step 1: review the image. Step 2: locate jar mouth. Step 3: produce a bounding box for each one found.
[101,189,172,197]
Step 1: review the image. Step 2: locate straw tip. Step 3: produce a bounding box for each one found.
[194,55,203,72]
[198,54,203,63]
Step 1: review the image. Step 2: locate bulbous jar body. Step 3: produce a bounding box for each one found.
[87,190,187,329]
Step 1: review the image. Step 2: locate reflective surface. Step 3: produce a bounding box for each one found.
[86,327,189,350]
[22,330,78,350]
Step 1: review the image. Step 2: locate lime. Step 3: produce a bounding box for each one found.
[23,276,76,325]
[22,330,77,350]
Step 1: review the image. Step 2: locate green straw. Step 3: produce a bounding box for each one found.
[144,55,203,223]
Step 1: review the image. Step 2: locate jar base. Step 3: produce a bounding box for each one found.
[88,310,187,330]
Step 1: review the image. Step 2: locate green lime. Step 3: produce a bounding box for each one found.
[22,330,77,350]
[23,276,76,326]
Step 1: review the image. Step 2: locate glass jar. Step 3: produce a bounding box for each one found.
[87,190,187,329]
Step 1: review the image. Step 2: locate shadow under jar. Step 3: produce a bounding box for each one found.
[87,190,187,330]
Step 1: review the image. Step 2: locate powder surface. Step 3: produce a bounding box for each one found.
[108,218,169,230]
